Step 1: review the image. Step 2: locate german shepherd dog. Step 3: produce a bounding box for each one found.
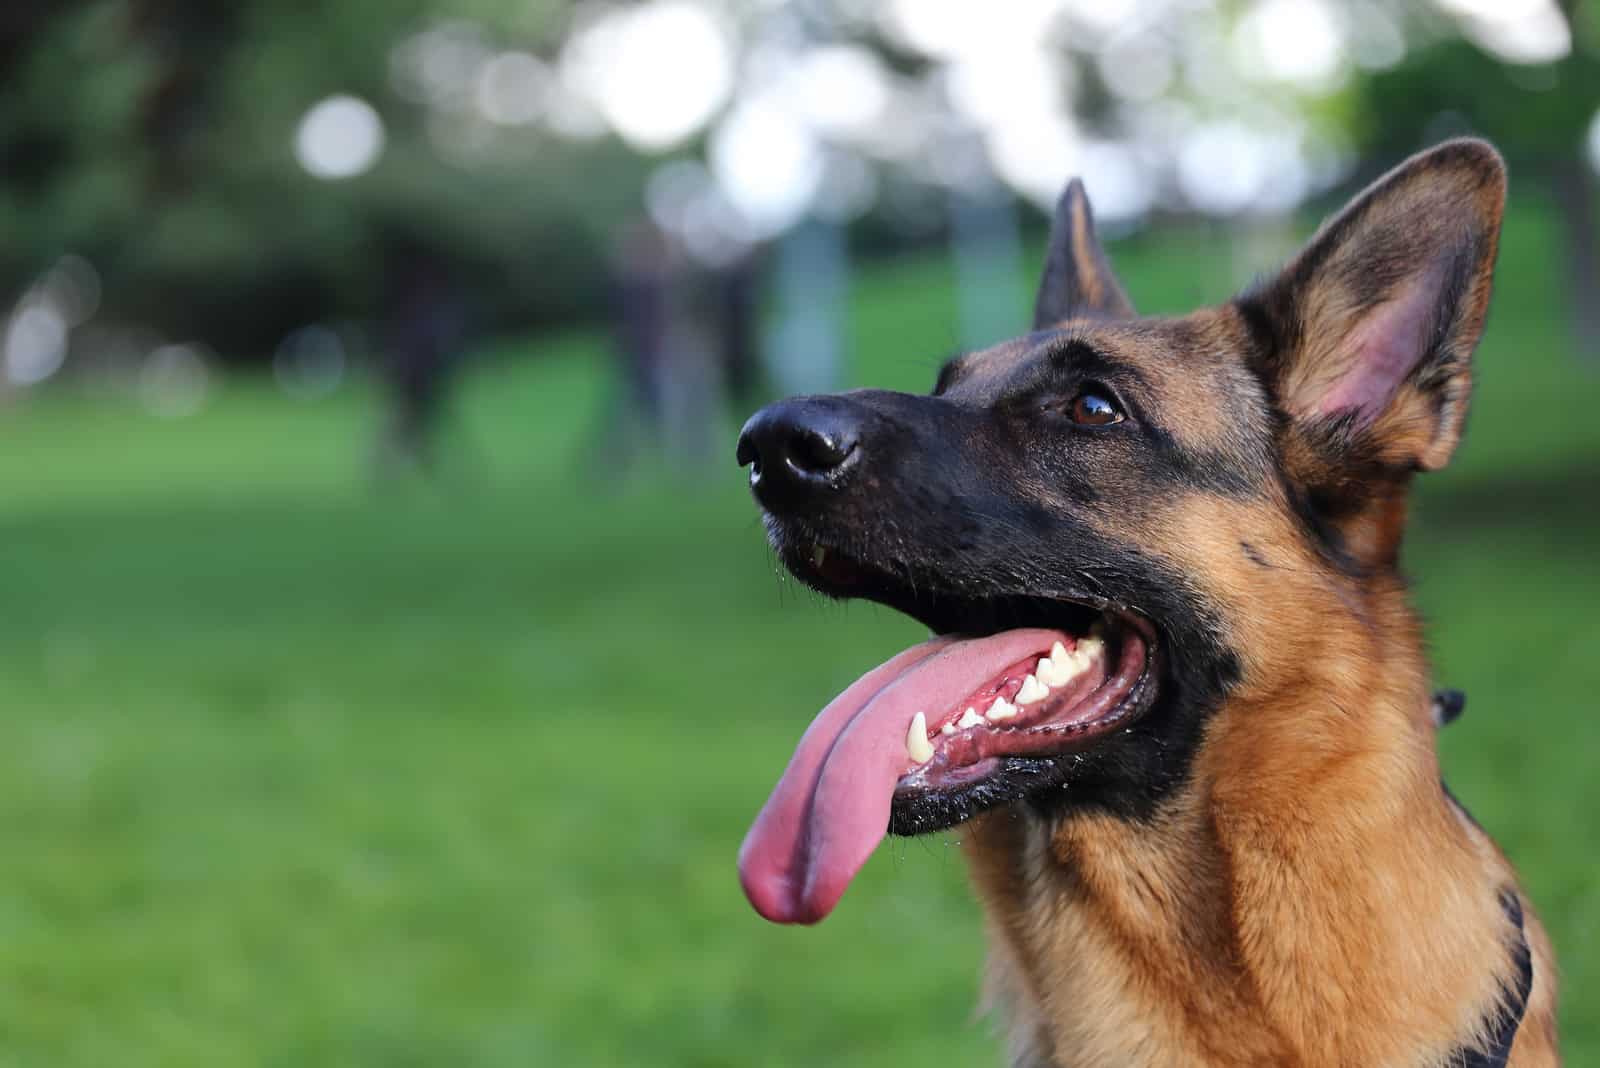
[734,140,1559,1066]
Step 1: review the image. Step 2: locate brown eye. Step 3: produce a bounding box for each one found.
[1070,391,1123,426]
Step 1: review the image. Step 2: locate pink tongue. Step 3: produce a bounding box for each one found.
[737,628,1065,924]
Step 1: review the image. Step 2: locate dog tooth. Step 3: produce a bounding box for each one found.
[985,697,1018,721]
[958,707,985,730]
[811,546,826,568]
[1035,658,1065,687]
[941,722,957,736]
[1050,641,1070,664]
[1040,654,1081,687]
[906,712,935,764]
[1078,636,1106,661]
[1015,675,1049,705]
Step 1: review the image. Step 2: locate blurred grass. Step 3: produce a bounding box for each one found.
[0,199,1594,1066]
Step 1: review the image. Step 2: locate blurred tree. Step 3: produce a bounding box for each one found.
[1354,4,1600,356]
[0,0,645,361]
[4,0,1598,371]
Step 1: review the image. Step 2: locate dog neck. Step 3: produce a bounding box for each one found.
[962,609,1536,1067]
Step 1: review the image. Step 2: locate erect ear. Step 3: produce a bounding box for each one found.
[1033,179,1135,328]
[1237,139,1507,477]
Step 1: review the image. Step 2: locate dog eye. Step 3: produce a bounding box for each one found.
[1070,390,1124,426]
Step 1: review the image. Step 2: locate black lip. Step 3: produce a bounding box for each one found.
[887,652,1161,835]
[884,626,1163,835]
[775,537,1154,645]
[767,531,1167,831]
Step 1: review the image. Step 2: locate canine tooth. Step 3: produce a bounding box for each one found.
[941,722,957,736]
[958,707,985,730]
[906,712,935,764]
[986,697,1018,721]
[811,546,826,568]
[1015,675,1049,705]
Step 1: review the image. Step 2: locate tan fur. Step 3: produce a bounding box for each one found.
[962,475,1559,1067]
[955,143,1558,1066]
[964,582,1558,1064]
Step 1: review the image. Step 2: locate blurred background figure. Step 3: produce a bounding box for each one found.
[373,232,468,481]
[604,217,677,472]
[0,2,1595,1065]
[766,217,849,398]
[711,245,764,410]
[604,216,732,476]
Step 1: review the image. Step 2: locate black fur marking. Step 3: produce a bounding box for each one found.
[1027,642,1241,824]
[1444,890,1532,1068]
[1240,541,1270,568]
[748,383,1248,831]
[1275,467,1372,581]
[1232,290,1281,367]
[1002,335,1265,502]
[1158,440,1263,500]
[873,537,1243,829]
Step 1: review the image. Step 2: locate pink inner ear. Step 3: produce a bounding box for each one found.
[1317,272,1438,425]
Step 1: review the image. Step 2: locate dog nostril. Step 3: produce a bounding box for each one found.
[787,428,856,477]
[738,401,863,504]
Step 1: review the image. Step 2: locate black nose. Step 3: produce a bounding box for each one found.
[736,397,863,510]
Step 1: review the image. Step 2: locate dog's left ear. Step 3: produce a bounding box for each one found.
[1034,179,1136,327]
[1237,139,1507,475]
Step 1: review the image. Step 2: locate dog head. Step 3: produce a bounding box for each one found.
[735,139,1507,924]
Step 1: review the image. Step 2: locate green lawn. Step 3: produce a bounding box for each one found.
[0,201,1594,1066]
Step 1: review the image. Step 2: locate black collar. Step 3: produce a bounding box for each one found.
[1448,889,1534,1068]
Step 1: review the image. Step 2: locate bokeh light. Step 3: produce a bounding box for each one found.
[294,95,386,179]
[5,301,68,385]
[709,99,824,237]
[1434,0,1571,64]
[1234,0,1346,90]
[1588,109,1600,177]
[475,51,551,127]
[562,1,734,152]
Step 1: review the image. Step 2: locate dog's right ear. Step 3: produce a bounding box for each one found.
[1033,179,1135,328]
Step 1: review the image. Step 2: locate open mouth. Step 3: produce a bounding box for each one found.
[738,540,1160,924]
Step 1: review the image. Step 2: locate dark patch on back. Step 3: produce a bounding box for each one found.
[1444,889,1533,1068]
